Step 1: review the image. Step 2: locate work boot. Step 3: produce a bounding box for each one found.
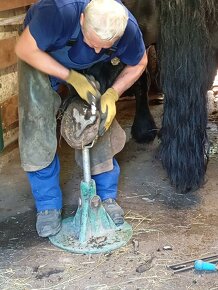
[36,209,62,238]
[102,198,124,226]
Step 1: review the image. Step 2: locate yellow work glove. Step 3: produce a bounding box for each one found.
[66,70,99,104]
[99,88,119,136]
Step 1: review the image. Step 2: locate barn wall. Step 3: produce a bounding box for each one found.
[0,1,36,151]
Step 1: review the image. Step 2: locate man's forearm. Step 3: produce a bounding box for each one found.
[20,49,70,80]
[15,26,70,81]
[111,51,148,97]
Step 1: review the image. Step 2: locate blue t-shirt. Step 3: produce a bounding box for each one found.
[25,0,145,69]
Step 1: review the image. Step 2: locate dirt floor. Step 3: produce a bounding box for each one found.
[0,96,218,290]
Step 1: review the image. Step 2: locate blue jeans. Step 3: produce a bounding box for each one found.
[27,154,120,211]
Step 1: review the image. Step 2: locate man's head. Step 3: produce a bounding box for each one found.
[80,0,128,53]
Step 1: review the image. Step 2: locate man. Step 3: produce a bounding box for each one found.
[15,0,147,238]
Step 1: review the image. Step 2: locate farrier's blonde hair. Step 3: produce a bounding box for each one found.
[83,0,128,41]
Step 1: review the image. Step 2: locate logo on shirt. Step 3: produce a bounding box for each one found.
[111,57,120,66]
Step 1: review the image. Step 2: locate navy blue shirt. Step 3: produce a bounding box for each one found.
[25,0,145,68]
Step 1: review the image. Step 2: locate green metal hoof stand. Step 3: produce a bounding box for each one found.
[49,144,133,254]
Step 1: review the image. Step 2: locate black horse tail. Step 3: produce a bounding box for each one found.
[158,0,217,193]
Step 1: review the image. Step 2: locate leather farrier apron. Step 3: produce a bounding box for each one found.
[18,30,126,173]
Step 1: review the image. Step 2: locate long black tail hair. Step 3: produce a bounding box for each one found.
[158,0,217,192]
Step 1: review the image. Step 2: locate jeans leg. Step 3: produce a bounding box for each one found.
[92,158,120,201]
[26,154,62,212]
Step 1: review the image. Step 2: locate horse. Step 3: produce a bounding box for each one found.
[72,0,218,193]
[123,0,218,193]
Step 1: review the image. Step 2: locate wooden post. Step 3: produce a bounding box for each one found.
[0,111,4,152]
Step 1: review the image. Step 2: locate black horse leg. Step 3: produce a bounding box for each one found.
[84,62,157,143]
[131,70,157,143]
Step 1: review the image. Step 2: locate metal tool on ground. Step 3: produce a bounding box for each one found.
[49,91,133,254]
[194,260,218,272]
[167,254,218,274]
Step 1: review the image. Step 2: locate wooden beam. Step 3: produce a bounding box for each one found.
[0,95,18,130]
[0,0,36,12]
[0,37,17,69]
[0,14,26,26]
